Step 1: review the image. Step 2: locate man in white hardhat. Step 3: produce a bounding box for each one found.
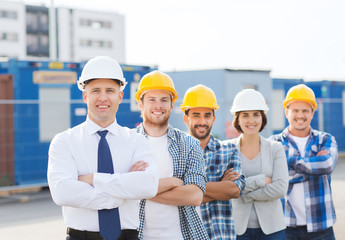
[48,56,158,240]
[181,84,245,240]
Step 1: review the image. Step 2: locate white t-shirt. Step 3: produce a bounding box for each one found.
[289,135,309,226]
[143,134,183,240]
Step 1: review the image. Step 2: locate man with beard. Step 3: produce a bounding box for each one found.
[135,71,209,240]
[181,84,245,240]
[271,84,338,240]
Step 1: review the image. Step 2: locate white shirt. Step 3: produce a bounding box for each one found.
[48,117,158,231]
[143,135,183,240]
[289,135,309,226]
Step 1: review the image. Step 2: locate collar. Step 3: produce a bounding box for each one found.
[205,135,220,152]
[85,116,119,136]
[137,123,177,142]
[282,126,315,139]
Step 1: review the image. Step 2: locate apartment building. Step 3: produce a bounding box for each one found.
[0,1,125,62]
[0,1,26,58]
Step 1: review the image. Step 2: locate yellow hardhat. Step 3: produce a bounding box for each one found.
[180,84,219,112]
[283,84,317,110]
[135,70,178,102]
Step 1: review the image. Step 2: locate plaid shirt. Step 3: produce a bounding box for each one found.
[137,124,209,240]
[200,136,245,240]
[271,127,338,232]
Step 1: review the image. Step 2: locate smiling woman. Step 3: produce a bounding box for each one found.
[229,89,289,240]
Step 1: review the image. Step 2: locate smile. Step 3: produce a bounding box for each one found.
[152,111,163,116]
[195,125,209,131]
[97,105,109,109]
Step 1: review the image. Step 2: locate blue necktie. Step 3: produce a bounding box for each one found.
[97,130,121,240]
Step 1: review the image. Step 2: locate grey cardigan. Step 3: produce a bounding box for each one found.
[229,135,289,235]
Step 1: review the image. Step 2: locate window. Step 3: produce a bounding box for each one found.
[40,34,49,48]
[0,32,18,42]
[26,12,39,30]
[0,10,18,19]
[79,39,112,48]
[27,34,39,52]
[79,18,112,29]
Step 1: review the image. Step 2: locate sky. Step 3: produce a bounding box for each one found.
[18,0,345,81]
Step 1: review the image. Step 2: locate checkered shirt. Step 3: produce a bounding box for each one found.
[200,136,245,240]
[137,124,209,240]
[271,127,338,232]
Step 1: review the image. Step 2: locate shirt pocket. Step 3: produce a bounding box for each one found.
[208,164,227,181]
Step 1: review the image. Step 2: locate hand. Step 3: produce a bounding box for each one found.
[78,173,94,186]
[316,150,329,156]
[221,168,240,181]
[129,161,149,172]
[265,176,272,185]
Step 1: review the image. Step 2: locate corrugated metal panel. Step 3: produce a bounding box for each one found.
[0,74,14,186]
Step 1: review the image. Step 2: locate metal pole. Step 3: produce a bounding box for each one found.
[49,0,57,60]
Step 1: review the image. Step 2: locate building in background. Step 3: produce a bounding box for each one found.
[0,0,125,62]
[0,1,26,58]
[167,69,272,140]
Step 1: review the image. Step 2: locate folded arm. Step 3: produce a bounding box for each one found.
[48,135,123,210]
[48,133,159,209]
[288,135,337,176]
[242,143,289,203]
[150,184,203,206]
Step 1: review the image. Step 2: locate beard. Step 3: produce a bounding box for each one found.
[142,111,171,128]
[190,124,212,140]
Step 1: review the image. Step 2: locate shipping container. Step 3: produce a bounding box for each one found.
[0,58,155,187]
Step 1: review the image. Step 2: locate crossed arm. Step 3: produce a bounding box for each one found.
[202,169,242,203]
[48,133,158,210]
[78,160,149,185]
[149,177,203,206]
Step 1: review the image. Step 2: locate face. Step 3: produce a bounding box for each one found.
[285,101,314,137]
[83,79,123,128]
[138,90,174,127]
[238,110,262,135]
[184,107,215,140]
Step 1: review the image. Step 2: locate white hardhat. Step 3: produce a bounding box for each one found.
[230,89,269,115]
[77,56,127,91]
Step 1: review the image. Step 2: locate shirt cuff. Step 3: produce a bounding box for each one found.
[184,174,207,194]
[93,172,112,192]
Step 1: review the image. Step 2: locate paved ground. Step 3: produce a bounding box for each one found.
[1,159,345,240]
